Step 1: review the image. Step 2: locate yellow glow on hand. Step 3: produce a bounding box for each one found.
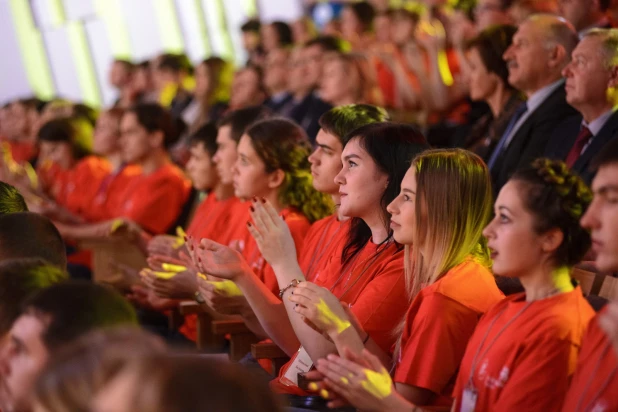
[174,227,187,249]
[152,270,177,280]
[161,263,186,273]
[320,389,329,399]
[109,219,125,234]
[308,382,318,391]
[360,369,393,400]
[437,50,454,87]
[316,299,351,334]
[206,280,243,297]
[197,272,208,280]
[340,377,349,385]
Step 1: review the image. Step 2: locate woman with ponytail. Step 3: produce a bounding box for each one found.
[303,149,503,410]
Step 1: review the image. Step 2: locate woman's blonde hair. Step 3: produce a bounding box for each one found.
[406,149,493,299]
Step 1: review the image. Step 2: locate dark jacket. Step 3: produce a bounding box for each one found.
[545,110,618,185]
[491,83,579,193]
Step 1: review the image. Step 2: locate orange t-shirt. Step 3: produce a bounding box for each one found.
[562,307,618,412]
[7,140,36,164]
[112,163,190,234]
[54,156,112,217]
[453,287,595,412]
[84,164,142,222]
[394,260,504,408]
[272,240,408,395]
[239,207,311,296]
[179,193,244,342]
[298,215,350,282]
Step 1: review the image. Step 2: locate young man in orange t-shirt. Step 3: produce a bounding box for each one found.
[562,140,618,412]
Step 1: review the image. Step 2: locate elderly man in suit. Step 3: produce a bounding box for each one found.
[487,14,580,193]
[545,29,618,185]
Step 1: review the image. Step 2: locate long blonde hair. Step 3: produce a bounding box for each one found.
[393,149,493,358]
[407,149,493,298]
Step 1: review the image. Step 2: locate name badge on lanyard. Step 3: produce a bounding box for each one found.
[460,386,478,412]
[280,346,314,387]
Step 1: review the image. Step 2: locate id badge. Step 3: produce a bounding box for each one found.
[280,346,314,387]
[460,387,478,412]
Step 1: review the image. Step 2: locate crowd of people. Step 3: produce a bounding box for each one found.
[0,0,618,411]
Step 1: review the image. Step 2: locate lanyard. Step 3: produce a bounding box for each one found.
[575,340,618,412]
[466,301,533,389]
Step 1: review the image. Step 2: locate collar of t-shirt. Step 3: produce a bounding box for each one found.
[503,78,564,148]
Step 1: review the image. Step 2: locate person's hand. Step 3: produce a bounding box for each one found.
[126,285,179,311]
[315,348,396,411]
[193,238,252,281]
[246,198,297,269]
[148,234,185,258]
[302,369,350,409]
[415,18,447,51]
[289,282,351,338]
[147,254,187,272]
[196,274,248,315]
[599,301,618,356]
[140,267,197,299]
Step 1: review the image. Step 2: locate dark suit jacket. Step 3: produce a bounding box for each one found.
[545,110,618,185]
[290,92,332,145]
[492,83,579,193]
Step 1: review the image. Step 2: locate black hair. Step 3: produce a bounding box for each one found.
[341,123,430,264]
[305,35,348,53]
[0,212,67,269]
[0,258,67,335]
[241,19,261,33]
[37,117,91,160]
[217,106,272,143]
[0,181,28,215]
[127,103,180,149]
[189,122,218,157]
[511,158,592,267]
[346,1,376,33]
[599,0,611,12]
[319,104,390,144]
[72,103,99,127]
[23,281,137,351]
[157,53,192,74]
[465,24,517,90]
[270,21,294,47]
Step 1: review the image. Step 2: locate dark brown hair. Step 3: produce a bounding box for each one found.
[465,24,517,89]
[511,158,592,267]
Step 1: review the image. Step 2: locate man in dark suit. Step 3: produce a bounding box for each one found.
[545,29,618,185]
[488,15,580,193]
[558,0,614,36]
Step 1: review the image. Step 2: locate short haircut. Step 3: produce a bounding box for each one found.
[0,181,28,215]
[465,24,518,89]
[318,104,390,144]
[241,18,261,33]
[346,1,376,32]
[592,138,618,169]
[37,117,92,160]
[23,281,137,351]
[527,14,579,56]
[0,258,67,336]
[305,35,348,53]
[127,103,181,149]
[0,212,67,269]
[114,59,135,72]
[217,106,272,143]
[189,122,218,157]
[270,21,293,47]
[582,28,618,67]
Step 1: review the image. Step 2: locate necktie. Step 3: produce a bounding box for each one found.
[565,126,593,168]
[487,102,528,170]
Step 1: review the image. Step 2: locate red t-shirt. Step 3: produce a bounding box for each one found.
[84,164,142,222]
[112,163,190,234]
[562,307,618,412]
[394,260,504,408]
[453,287,595,412]
[298,215,350,282]
[272,240,408,395]
[179,193,244,342]
[55,156,112,217]
[239,208,311,296]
